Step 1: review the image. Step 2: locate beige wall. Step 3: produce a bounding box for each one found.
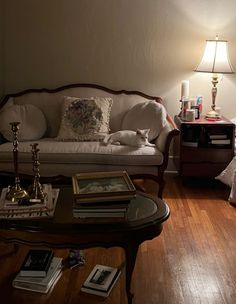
[2,0,236,119]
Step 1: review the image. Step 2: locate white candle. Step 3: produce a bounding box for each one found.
[181,80,189,100]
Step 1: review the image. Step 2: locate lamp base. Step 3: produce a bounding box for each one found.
[205,110,221,120]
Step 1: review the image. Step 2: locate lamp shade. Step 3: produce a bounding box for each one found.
[195,37,234,74]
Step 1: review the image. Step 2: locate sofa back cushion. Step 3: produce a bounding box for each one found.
[5,86,163,138]
[121,101,167,141]
[0,104,47,141]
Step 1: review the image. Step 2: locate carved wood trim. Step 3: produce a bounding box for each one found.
[0,82,162,107]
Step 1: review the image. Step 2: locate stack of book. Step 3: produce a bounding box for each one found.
[81,264,121,297]
[13,249,62,293]
[0,184,60,219]
[209,134,231,145]
[72,171,136,218]
[73,200,130,218]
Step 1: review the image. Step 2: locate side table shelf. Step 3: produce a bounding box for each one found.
[174,115,235,177]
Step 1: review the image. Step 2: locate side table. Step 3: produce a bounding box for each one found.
[174,115,235,177]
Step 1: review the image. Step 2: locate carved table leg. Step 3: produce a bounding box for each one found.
[124,242,139,304]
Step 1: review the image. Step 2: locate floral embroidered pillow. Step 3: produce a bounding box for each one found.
[56,96,113,141]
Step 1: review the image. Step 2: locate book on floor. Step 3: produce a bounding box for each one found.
[19,249,54,277]
[81,264,121,297]
[13,257,63,293]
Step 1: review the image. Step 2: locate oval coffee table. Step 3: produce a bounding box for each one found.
[0,186,170,304]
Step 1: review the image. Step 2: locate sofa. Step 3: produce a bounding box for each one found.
[0,83,179,198]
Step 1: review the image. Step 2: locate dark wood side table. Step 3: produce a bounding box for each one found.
[0,187,170,304]
[174,115,235,177]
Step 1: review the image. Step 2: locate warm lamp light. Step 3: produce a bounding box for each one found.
[194,35,234,119]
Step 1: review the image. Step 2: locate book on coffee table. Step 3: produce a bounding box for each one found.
[73,208,128,218]
[0,184,60,219]
[81,264,121,297]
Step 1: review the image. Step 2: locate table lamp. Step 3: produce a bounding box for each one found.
[194,35,234,119]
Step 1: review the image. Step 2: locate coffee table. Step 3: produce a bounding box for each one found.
[0,186,170,304]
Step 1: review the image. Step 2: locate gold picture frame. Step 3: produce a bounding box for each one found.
[72,171,136,203]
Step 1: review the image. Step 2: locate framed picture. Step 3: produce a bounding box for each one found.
[81,264,121,297]
[72,171,136,203]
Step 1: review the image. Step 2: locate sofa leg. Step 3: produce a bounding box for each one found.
[129,174,165,198]
[157,175,165,199]
[131,179,146,192]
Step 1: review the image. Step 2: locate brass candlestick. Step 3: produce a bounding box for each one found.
[6,122,29,203]
[28,143,46,203]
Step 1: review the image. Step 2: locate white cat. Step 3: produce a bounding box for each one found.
[102,129,156,148]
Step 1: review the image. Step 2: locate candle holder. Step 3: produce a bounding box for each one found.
[6,122,29,203]
[28,143,46,203]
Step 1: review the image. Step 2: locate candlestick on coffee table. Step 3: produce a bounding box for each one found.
[28,143,46,203]
[6,122,29,203]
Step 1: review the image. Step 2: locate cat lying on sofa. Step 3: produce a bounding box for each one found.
[102,129,156,147]
[0,83,179,198]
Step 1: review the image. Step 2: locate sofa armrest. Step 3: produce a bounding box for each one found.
[155,118,179,150]
[155,115,180,167]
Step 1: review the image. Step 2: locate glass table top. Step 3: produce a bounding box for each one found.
[127,194,157,221]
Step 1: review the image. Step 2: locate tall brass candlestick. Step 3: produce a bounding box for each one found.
[28,143,45,203]
[6,122,29,202]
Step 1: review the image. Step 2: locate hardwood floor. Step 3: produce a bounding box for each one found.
[1,174,236,304]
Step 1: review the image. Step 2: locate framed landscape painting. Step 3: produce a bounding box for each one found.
[72,171,136,203]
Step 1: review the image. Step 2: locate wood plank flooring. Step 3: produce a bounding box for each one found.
[1,174,236,304]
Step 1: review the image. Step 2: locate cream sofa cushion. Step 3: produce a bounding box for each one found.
[121,101,167,141]
[0,139,162,164]
[0,104,47,142]
[56,97,112,141]
[0,140,163,176]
